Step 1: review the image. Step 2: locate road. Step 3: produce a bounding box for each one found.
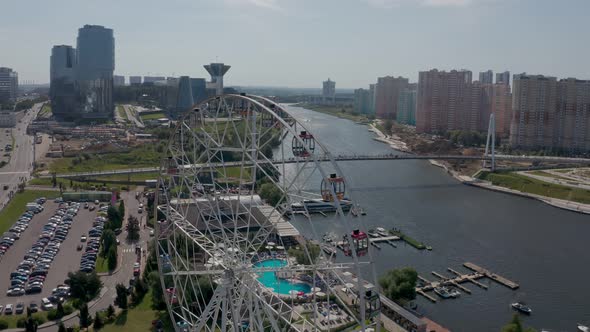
[123,105,145,128]
[0,104,42,208]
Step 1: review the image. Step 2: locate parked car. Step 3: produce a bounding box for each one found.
[4,304,13,314]
[41,298,53,311]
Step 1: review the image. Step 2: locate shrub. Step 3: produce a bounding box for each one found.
[0,319,8,330]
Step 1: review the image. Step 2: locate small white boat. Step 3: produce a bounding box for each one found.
[578,324,589,332]
[375,227,389,237]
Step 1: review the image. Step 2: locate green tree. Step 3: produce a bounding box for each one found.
[106,305,115,319]
[79,303,91,330]
[56,301,65,318]
[93,312,104,330]
[107,206,122,229]
[65,271,103,302]
[0,319,9,329]
[501,314,537,332]
[126,216,140,241]
[107,245,118,271]
[287,243,320,265]
[148,271,166,310]
[118,200,125,220]
[258,182,283,207]
[115,284,128,309]
[24,316,38,332]
[101,229,116,257]
[378,267,418,303]
[57,322,66,332]
[383,119,393,136]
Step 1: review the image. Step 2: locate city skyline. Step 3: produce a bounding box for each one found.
[2,0,590,88]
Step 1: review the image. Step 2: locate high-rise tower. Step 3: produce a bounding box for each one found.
[204,63,231,95]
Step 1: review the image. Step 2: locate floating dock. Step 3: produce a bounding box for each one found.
[463,262,519,289]
[416,262,518,302]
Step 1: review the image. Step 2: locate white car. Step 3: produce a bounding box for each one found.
[41,298,54,311]
[4,304,13,314]
[80,235,87,242]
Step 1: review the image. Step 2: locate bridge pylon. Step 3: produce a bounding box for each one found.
[483,113,496,171]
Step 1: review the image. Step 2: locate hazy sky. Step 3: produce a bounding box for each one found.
[1,0,589,88]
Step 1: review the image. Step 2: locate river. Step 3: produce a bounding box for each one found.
[283,105,590,332]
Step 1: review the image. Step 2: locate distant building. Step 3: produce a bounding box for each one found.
[113,75,125,86]
[176,76,194,112]
[190,78,207,104]
[143,76,166,84]
[0,112,16,127]
[204,63,231,96]
[368,83,377,115]
[491,83,512,137]
[510,74,558,149]
[397,88,417,126]
[496,71,510,85]
[0,67,18,104]
[416,69,473,134]
[50,45,77,118]
[129,76,142,85]
[510,74,590,152]
[322,79,336,104]
[479,70,494,84]
[375,76,408,119]
[76,24,115,118]
[353,88,371,114]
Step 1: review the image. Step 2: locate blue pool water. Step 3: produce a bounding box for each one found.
[254,259,312,295]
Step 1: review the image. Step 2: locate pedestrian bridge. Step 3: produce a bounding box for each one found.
[41,153,590,179]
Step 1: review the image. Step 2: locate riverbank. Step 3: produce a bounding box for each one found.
[364,116,590,215]
[293,103,373,123]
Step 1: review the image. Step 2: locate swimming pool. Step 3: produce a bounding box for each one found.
[254,259,312,295]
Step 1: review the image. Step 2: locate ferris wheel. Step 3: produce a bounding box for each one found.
[155,94,381,331]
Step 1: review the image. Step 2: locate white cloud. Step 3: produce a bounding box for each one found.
[364,0,478,8]
[223,0,282,10]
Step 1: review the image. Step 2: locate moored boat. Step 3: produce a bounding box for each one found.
[511,302,532,315]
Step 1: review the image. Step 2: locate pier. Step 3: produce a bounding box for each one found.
[416,262,518,302]
[463,262,519,289]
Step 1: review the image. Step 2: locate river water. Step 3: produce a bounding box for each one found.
[284,105,590,332]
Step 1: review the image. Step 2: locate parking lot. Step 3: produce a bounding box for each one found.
[0,200,98,311]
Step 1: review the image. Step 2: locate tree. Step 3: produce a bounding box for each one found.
[57,322,66,332]
[107,245,118,271]
[118,200,125,220]
[383,119,394,136]
[101,229,116,257]
[501,314,537,332]
[65,271,103,302]
[107,206,122,229]
[25,316,38,332]
[56,301,65,318]
[106,305,115,319]
[79,303,91,330]
[115,283,128,309]
[258,182,283,207]
[126,216,140,241]
[378,267,418,303]
[148,271,166,310]
[288,243,320,265]
[93,312,104,330]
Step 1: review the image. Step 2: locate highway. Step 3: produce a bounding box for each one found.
[0,103,41,209]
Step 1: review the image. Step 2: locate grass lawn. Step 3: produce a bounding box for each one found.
[101,290,171,332]
[0,190,60,234]
[528,170,572,181]
[478,171,590,204]
[95,254,109,273]
[139,112,166,121]
[47,145,162,174]
[116,105,128,120]
[0,312,48,328]
[29,177,132,192]
[38,104,53,118]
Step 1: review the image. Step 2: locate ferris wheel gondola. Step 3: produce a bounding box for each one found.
[292,130,315,157]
